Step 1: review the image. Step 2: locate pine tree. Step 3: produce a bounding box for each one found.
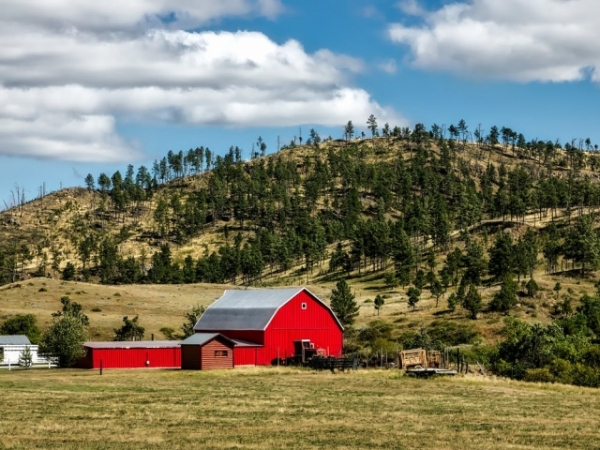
[407,287,421,310]
[489,232,514,280]
[330,279,359,327]
[19,346,33,369]
[374,294,385,316]
[462,284,483,319]
[429,277,446,308]
[113,315,145,341]
[490,275,519,313]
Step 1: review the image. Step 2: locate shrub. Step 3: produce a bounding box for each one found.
[427,321,480,347]
[524,368,554,383]
[549,359,573,385]
[572,364,600,388]
[91,307,102,312]
[62,262,76,281]
[525,279,539,298]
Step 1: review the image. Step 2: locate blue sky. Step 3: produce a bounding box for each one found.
[1,0,599,207]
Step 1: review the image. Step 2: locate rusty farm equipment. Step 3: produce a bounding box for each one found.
[399,348,457,377]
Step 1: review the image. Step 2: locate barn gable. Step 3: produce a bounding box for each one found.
[194,288,343,332]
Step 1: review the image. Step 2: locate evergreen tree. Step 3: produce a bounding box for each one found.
[489,232,514,280]
[84,174,95,191]
[429,276,446,308]
[114,316,145,341]
[490,275,519,313]
[52,296,89,326]
[374,294,385,316]
[181,305,206,338]
[462,284,483,319]
[463,241,486,286]
[564,215,600,276]
[447,293,459,313]
[407,286,421,310]
[367,114,378,143]
[330,279,359,327]
[19,346,33,369]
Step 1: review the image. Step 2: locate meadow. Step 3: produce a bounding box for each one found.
[1,367,599,449]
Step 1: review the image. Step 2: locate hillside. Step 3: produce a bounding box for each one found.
[2,127,600,352]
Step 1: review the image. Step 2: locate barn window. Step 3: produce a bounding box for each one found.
[301,302,307,310]
[215,350,228,357]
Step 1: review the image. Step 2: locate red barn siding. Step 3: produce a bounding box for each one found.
[80,346,181,369]
[260,291,343,365]
[200,340,233,370]
[233,346,262,366]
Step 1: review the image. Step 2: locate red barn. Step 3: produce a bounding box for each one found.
[194,288,344,366]
[76,341,181,369]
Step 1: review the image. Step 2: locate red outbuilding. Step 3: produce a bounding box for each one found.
[76,341,181,369]
[194,288,344,366]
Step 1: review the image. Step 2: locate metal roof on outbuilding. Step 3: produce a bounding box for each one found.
[180,333,235,347]
[194,287,343,331]
[0,335,31,345]
[83,341,180,349]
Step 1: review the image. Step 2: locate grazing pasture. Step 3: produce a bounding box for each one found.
[1,368,599,449]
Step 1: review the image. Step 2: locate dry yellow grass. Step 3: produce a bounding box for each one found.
[0,279,232,340]
[0,279,336,341]
[1,367,599,449]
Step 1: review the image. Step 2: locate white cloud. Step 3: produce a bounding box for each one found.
[1,0,279,32]
[378,59,398,74]
[389,0,600,83]
[0,0,403,162]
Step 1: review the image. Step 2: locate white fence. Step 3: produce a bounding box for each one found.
[0,345,56,369]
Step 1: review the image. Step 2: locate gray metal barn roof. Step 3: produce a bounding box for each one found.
[0,335,31,345]
[194,288,305,331]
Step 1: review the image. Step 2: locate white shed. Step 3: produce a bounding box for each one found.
[0,335,48,367]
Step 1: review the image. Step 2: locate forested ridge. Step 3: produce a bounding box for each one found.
[2,120,600,287]
[5,119,600,385]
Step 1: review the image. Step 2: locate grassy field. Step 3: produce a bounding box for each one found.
[1,368,599,449]
[0,271,594,344]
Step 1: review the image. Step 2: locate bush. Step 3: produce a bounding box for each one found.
[62,262,76,281]
[572,364,600,388]
[39,316,88,367]
[427,321,480,347]
[371,338,398,355]
[524,368,554,383]
[0,314,41,344]
[582,345,600,368]
[549,359,573,385]
[525,279,539,298]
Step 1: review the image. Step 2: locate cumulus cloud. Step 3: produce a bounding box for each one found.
[389,0,600,83]
[1,0,279,32]
[1,0,402,162]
